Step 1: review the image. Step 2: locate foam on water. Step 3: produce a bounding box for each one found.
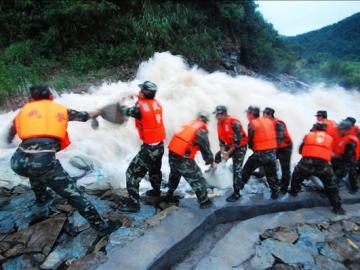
[0,52,359,192]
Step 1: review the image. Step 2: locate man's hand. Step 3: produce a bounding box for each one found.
[222,152,230,161]
[210,162,218,169]
[88,110,101,119]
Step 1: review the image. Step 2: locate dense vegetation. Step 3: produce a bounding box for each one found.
[0,0,296,100]
[287,12,360,89]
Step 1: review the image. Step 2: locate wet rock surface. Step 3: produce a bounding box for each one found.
[0,185,161,270]
[246,217,360,269]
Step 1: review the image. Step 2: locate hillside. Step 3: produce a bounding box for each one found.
[286,12,360,89]
[287,12,360,61]
[0,0,296,101]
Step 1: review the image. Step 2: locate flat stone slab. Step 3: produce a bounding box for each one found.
[96,188,360,270]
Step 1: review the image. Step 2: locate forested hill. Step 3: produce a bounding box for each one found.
[285,12,360,89]
[0,0,295,101]
[287,12,360,61]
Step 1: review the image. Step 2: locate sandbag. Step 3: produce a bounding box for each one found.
[100,103,128,125]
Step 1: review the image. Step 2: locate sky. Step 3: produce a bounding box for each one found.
[256,1,360,36]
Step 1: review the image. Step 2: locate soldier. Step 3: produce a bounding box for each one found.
[263,107,293,193]
[314,110,337,138]
[166,112,216,208]
[120,81,166,212]
[289,123,345,214]
[332,120,360,194]
[346,117,360,188]
[213,105,248,202]
[8,85,121,236]
[241,106,280,199]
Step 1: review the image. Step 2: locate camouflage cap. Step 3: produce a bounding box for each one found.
[246,105,260,117]
[213,105,227,115]
[138,81,158,92]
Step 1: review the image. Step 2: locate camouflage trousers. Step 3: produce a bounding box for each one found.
[241,150,280,195]
[168,151,210,205]
[215,146,247,193]
[277,144,293,191]
[10,148,104,230]
[332,157,359,191]
[290,157,342,209]
[126,143,164,204]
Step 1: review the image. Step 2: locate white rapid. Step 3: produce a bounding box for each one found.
[0,52,359,192]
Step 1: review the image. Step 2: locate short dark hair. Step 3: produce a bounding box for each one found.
[141,89,156,99]
[246,105,260,118]
[30,85,51,100]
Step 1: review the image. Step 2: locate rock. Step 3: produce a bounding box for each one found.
[106,227,144,251]
[0,187,11,197]
[313,255,347,270]
[99,189,129,206]
[317,221,330,231]
[263,239,314,266]
[41,228,98,269]
[272,263,301,270]
[323,221,345,241]
[295,224,325,254]
[94,237,108,252]
[250,243,275,270]
[272,227,298,244]
[2,254,41,270]
[1,217,66,258]
[342,220,358,232]
[67,212,90,233]
[11,184,31,195]
[330,237,360,262]
[317,242,344,262]
[0,191,52,233]
[103,212,133,228]
[54,203,75,214]
[145,206,178,228]
[67,252,106,270]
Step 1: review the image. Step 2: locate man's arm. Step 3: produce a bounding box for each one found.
[275,120,286,146]
[196,129,214,165]
[232,121,242,146]
[298,137,305,154]
[122,105,141,120]
[247,123,254,150]
[7,120,16,144]
[68,109,91,122]
[344,141,357,161]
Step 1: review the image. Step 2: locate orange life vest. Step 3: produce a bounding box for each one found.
[333,134,360,160]
[275,118,292,149]
[318,119,337,138]
[217,116,248,147]
[135,98,166,144]
[301,131,333,161]
[15,100,70,150]
[168,119,207,159]
[250,117,277,151]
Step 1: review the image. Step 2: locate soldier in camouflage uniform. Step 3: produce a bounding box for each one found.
[167,112,216,208]
[120,81,166,212]
[213,105,247,202]
[331,120,359,194]
[240,106,280,199]
[263,107,293,193]
[8,85,120,236]
[289,123,345,215]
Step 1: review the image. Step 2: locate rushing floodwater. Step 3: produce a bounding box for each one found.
[0,52,359,193]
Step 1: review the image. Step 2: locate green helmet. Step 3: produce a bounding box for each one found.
[138,81,158,92]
